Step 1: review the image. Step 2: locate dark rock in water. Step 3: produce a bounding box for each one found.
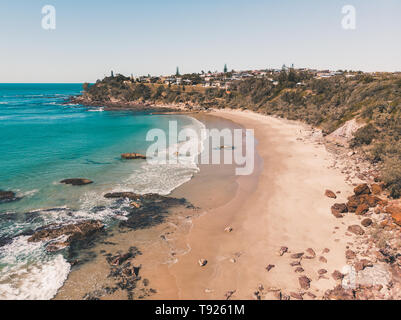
[105,192,188,230]
[121,153,146,160]
[0,190,19,203]
[91,206,107,213]
[28,220,104,252]
[60,178,93,186]
[28,220,104,243]
[19,229,35,237]
[104,192,140,200]
[0,236,13,247]
[106,247,142,266]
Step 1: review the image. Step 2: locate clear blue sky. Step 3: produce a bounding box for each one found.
[1,0,400,82]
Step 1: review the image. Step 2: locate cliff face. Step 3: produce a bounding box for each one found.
[78,72,401,197]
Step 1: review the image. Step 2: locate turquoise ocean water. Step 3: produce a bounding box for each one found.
[0,84,205,299]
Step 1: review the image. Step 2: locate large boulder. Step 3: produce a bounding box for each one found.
[0,190,17,203]
[60,178,93,186]
[386,205,401,226]
[121,153,146,160]
[354,184,371,196]
[28,220,104,248]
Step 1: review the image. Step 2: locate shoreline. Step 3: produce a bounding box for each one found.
[53,107,401,300]
[146,109,356,299]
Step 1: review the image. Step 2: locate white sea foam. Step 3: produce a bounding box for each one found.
[0,236,71,300]
[114,116,207,195]
[88,107,104,112]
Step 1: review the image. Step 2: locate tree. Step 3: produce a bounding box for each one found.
[224,64,228,73]
[176,67,180,76]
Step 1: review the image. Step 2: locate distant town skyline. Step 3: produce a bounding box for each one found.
[1,0,400,83]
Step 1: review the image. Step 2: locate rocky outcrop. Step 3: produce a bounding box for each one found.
[60,178,93,186]
[28,220,104,252]
[121,153,146,160]
[0,190,18,203]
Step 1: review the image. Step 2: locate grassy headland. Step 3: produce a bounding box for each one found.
[78,70,401,198]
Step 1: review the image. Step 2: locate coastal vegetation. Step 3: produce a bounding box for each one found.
[81,70,401,198]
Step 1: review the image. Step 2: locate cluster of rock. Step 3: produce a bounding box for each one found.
[329,182,401,230]
[83,247,156,300]
[28,220,105,252]
[260,247,342,300]
[104,192,193,232]
[0,190,19,203]
[322,137,401,300]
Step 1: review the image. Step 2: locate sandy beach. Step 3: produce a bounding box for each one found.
[55,108,396,300]
[148,109,361,299]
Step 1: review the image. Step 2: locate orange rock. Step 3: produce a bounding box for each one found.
[121,153,146,160]
[130,201,141,208]
[354,184,371,196]
[355,203,369,215]
[325,190,337,199]
[371,184,383,195]
[386,205,401,226]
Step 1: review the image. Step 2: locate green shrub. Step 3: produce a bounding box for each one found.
[383,157,401,198]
